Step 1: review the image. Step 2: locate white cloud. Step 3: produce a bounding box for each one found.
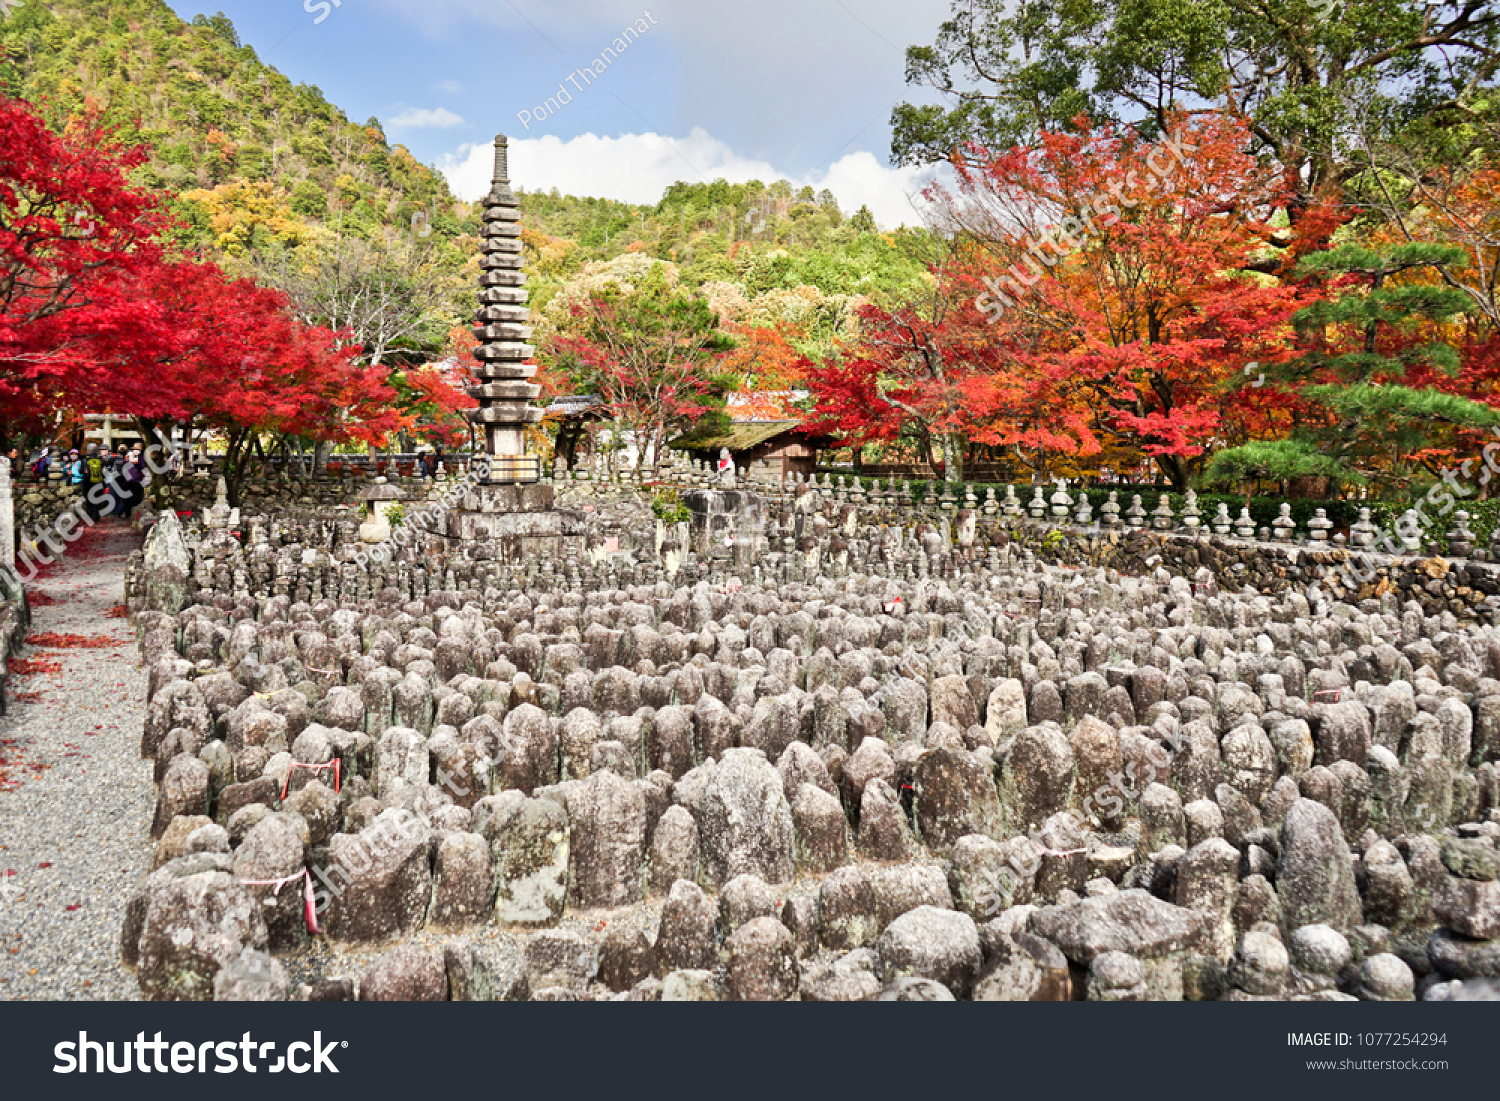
[435,79,462,95]
[438,128,945,229]
[389,106,466,129]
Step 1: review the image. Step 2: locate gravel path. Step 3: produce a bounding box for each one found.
[0,520,149,1000]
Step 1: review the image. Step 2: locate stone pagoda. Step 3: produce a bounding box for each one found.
[415,134,583,558]
[471,133,543,484]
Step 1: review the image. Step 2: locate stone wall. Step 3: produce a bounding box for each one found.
[1002,527,1500,623]
[10,468,473,533]
[0,462,34,715]
[12,479,84,537]
[0,577,30,716]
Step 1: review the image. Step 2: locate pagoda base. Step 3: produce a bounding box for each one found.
[453,482,558,514]
[412,483,587,562]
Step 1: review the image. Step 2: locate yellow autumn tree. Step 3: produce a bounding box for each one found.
[179,180,313,256]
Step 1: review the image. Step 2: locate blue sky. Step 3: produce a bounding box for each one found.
[163,0,954,226]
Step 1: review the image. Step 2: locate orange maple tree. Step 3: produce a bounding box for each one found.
[719,322,813,420]
[922,112,1323,487]
[810,115,1324,484]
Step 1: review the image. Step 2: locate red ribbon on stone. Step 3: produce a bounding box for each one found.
[280,758,341,801]
[237,868,322,934]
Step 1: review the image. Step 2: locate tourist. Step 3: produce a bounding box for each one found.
[81,446,106,520]
[119,449,146,518]
[101,448,126,516]
[111,447,133,515]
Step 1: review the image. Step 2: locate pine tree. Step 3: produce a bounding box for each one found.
[1205,243,1500,492]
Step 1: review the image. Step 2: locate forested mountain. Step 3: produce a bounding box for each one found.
[9,0,1499,501]
[0,0,927,360]
[0,0,470,253]
[516,179,936,346]
[0,0,939,459]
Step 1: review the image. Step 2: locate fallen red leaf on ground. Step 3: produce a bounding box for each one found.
[26,592,57,606]
[105,604,128,618]
[37,862,51,869]
[7,658,62,675]
[27,632,115,649]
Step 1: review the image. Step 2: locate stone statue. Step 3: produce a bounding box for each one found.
[1211,502,1232,536]
[1272,502,1297,542]
[1100,491,1121,528]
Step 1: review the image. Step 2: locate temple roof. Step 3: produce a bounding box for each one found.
[669,420,803,452]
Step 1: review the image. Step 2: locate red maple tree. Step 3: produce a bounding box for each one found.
[917,112,1322,487]
[1,94,411,498]
[126,258,405,502]
[0,95,173,430]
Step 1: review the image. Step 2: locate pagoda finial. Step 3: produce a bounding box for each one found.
[492,134,509,185]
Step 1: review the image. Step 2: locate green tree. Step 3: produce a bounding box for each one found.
[0,0,472,262]
[891,0,1500,208]
[1205,242,1500,491]
[544,263,734,475]
[289,180,327,218]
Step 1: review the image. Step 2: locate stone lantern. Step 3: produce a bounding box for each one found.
[359,476,406,544]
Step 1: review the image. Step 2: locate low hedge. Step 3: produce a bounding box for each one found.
[1364,496,1499,550]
